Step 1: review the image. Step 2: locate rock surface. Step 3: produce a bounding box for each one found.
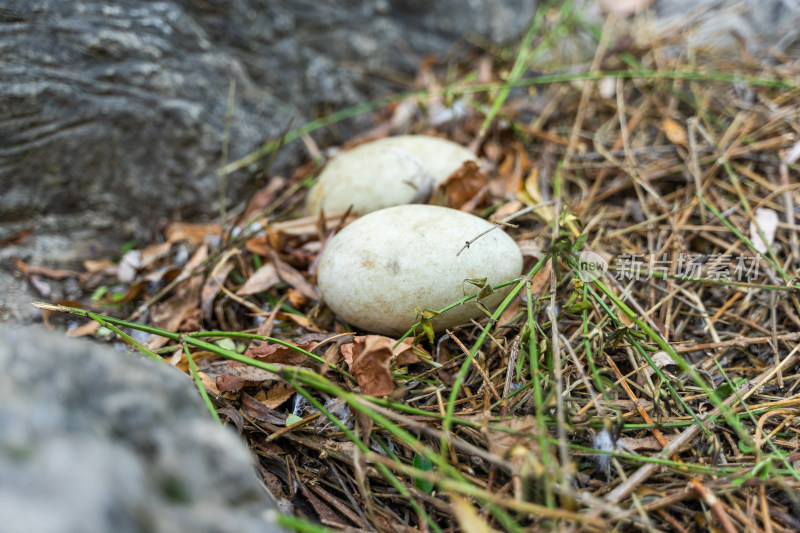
[0,0,537,324]
[317,205,523,336]
[306,135,476,215]
[0,326,284,533]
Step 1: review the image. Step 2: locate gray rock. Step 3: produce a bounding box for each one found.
[0,0,537,324]
[0,325,284,533]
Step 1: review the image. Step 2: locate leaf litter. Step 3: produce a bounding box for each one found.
[33,5,800,532]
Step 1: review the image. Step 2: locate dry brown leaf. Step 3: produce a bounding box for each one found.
[497,299,523,327]
[287,287,309,308]
[115,280,146,304]
[244,342,310,365]
[148,248,205,350]
[270,213,357,237]
[241,392,287,426]
[66,320,101,338]
[269,251,317,301]
[245,235,271,256]
[517,168,554,224]
[198,371,220,396]
[529,257,552,296]
[393,337,424,367]
[169,350,217,373]
[343,335,396,396]
[438,160,487,210]
[14,258,80,279]
[492,200,524,221]
[165,222,222,244]
[236,262,280,296]
[662,117,688,147]
[212,363,280,386]
[261,382,296,409]
[216,374,245,393]
[140,241,173,268]
[240,176,287,222]
[83,258,117,274]
[278,312,325,332]
[201,252,236,318]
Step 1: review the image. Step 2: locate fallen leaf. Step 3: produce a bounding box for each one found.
[270,213,357,237]
[201,251,236,318]
[241,392,287,425]
[244,342,310,365]
[278,311,325,332]
[149,261,204,350]
[750,207,779,254]
[287,288,309,308]
[343,335,396,396]
[83,258,117,274]
[393,337,424,367]
[269,251,317,301]
[261,382,296,409]
[198,371,220,396]
[240,176,287,222]
[140,241,172,268]
[216,374,245,393]
[438,160,487,210]
[492,200,524,221]
[298,480,346,528]
[14,258,81,279]
[210,364,280,386]
[115,280,146,304]
[245,235,271,256]
[170,350,217,373]
[497,299,523,327]
[662,117,688,147]
[165,222,222,244]
[66,320,101,337]
[529,258,552,296]
[236,262,280,296]
[518,168,554,224]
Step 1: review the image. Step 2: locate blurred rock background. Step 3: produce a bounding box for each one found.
[0,0,536,323]
[3,0,800,324]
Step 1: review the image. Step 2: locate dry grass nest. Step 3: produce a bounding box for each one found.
[39,6,800,533]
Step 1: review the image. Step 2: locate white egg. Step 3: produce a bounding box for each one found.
[317,205,523,336]
[306,135,475,215]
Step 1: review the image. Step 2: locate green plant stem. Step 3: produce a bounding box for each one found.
[182,341,221,424]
